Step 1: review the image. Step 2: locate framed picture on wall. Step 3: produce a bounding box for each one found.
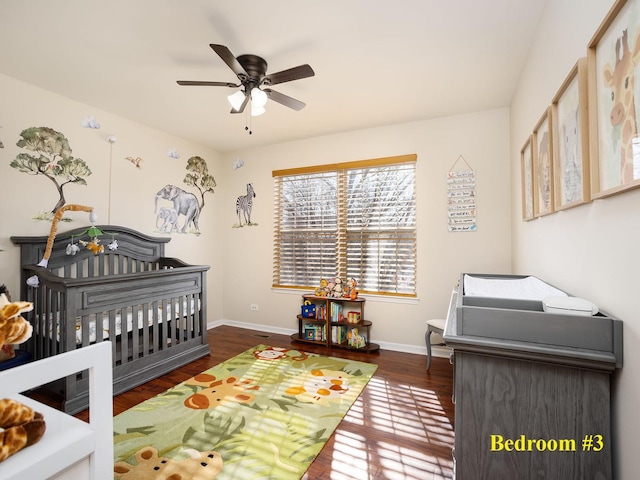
[533,108,554,216]
[551,57,591,210]
[587,0,640,198]
[520,136,535,221]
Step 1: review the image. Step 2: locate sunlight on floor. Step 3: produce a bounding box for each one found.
[316,375,455,480]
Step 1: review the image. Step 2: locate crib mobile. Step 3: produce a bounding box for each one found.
[26,204,118,288]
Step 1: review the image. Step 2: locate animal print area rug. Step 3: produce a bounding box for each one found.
[113,345,378,479]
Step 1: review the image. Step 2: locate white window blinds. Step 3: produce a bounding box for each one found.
[273,154,416,296]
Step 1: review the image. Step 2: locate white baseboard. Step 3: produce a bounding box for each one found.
[209,319,452,359]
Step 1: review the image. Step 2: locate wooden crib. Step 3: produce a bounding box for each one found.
[11,225,210,414]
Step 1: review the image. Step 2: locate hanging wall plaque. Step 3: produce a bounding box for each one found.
[447,156,477,232]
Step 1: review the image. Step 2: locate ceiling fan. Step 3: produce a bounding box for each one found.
[177,44,315,116]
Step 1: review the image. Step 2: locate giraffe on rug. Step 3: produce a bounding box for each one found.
[603,28,640,184]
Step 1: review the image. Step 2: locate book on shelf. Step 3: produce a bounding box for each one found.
[304,323,326,341]
[331,325,347,344]
[330,302,345,322]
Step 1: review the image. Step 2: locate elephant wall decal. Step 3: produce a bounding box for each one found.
[155,207,179,233]
[155,184,200,233]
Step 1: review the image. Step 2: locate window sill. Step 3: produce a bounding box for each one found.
[272,287,419,305]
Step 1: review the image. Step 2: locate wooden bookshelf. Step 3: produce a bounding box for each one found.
[291,294,380,352]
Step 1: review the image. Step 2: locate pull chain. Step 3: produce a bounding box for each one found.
[245,106,252,135]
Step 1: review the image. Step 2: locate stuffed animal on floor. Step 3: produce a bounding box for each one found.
[114,446,223,479]
[0,398,46,462]
[0,289,45,463]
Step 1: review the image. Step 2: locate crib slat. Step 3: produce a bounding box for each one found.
[80,314,91,347]
[151,300,159,354]
[141,303,150,357]
[160,298,169,351]
[108,310,117,365]
[119,306,129,363]
[193,293,201,339]
[131,305,140,359]
[107,253,114,275]
[39,287,47,359]
[176,296,184,344]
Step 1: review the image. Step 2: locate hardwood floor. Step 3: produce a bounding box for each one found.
[59,325,455,479]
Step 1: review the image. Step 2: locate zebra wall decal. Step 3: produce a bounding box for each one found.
[236,183,256,226]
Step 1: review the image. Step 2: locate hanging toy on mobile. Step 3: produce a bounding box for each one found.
[77,219,106,255]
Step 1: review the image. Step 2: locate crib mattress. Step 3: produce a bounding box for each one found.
[41,300,199,344]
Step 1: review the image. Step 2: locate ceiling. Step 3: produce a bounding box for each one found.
[0,0,546,153]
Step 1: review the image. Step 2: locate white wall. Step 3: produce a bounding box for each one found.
[0,74,225,323]
[0,72,513,354]
[510,0,639,477]
[221,108,512,352]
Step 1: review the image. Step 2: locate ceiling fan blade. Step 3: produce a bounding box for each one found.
[177,80,239,87]
[264,88,306,111]
[263,64,315,86]
[210,44,249,81]
[230,94,250,114]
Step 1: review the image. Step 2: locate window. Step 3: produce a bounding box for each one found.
[273,154,416,296]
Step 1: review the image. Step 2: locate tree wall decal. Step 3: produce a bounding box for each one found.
[183,156,216,211]
[10,127,92,214]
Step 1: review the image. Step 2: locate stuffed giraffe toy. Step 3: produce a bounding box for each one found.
[603,28,640,185]
[0,288,46,462]
[0,399,46,462]
[0,287,33,350]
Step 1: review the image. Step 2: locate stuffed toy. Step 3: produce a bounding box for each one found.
[0,399,46,462]
[331,277,343,297]
[0,286,11,361]
[0,289,45,463]
[343,277,358,300]
[314,278,329,297]
[0,288,33,350]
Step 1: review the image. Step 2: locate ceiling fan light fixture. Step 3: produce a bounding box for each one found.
[179,44,314,126]
[250,87,268,108]
[227,90,246,111]
[251,105,266,117]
